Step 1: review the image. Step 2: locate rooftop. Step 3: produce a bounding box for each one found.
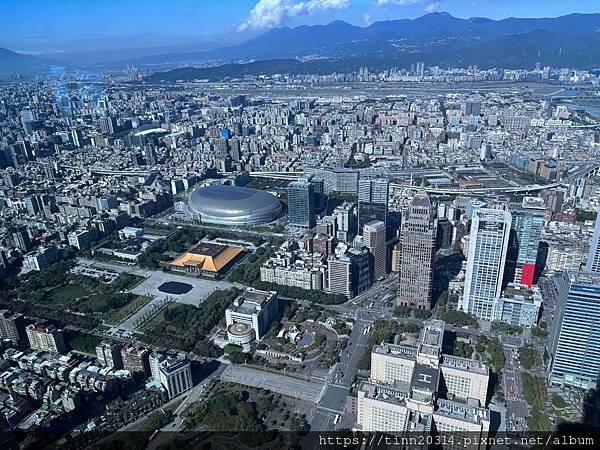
[410,363,440,393]
[360,381,409,406]
[170,241,243,273]
[436,398,490,425]
[373,343,417,360]
[229,289,277,315]
[441,354,489,375]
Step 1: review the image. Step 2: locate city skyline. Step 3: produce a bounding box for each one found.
[1,0,600,446]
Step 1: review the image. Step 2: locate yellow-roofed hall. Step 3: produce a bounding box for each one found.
[170,242,244,277]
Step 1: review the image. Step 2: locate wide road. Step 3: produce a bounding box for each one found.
[503,346,530,432]
[312,314,375,431]
[219,364,324,403]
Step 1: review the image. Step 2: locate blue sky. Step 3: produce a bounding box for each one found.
[2,0,600,54]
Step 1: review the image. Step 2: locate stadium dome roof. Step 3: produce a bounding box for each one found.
[187,184,282,226]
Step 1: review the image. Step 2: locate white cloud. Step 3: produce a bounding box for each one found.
[374,0,424,6]
[363,13,373,26]
[238,0,351,31]
[424,2,441,12]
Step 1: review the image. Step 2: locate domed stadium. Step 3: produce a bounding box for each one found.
[187,184,282,226]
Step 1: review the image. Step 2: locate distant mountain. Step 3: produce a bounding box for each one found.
[0,47,59,73]
[146,28,600,83]
[139,12,600,71]
[146,13,600,83]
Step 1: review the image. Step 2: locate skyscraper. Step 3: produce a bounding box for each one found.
[0,310,27,346]
[510,206,545,287]
[459,209,511,321]
[397,194,437,309]
[363,220,387,281]
[586,209,600,273]
[463,101,482,116]
[328,257,352,297]
[332,201,356,242]
[348,245,373,296]
[287,180,315,228]
[96,340,124,369]
[358,177,389,236]
[550,271,600,389]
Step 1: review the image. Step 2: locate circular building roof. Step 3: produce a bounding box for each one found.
[188,184,282,226]
[227,322,254,336]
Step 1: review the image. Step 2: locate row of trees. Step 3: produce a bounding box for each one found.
[438,308,479,328]
[255,282,347,305]
[393,305,432,320]
[519,345,542,370]
[522,373,552,430]
[357,320,420,371]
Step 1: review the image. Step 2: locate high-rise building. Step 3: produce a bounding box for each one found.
[99,117,117,134]
[225,288,279,342]
[459,209,512,321]
[332,201,356,242]
[121,343,151,378]
[510,206,545,287]
[493,283,542,327]
[305,167,359,195]
[348,245,373,296]
[328,257,352,297]
[358,177,388,236]
[287,180,315,228]
[463,101,482,116]
[363,220,386,281]
[308,176,325,213]
[12,227,32,252]
[549,271,600,389]
[96,340,124,369]
[0,310,27,345]
[586,209,600,273]
[415,61,425,77]
[25,324,66,353]
[397,194,437,310]
[150,352,193,399]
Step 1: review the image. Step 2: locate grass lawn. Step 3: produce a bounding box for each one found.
[49,284,92,303]
[65,330,102,354]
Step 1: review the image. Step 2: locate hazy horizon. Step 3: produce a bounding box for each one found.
[2,0,600,61]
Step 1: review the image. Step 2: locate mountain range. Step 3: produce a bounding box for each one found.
[2,12,600,76]
[0,47,60,74]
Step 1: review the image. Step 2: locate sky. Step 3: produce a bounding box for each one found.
[1,0,600,56]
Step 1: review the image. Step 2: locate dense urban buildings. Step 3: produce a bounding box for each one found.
[0,3,600,443]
